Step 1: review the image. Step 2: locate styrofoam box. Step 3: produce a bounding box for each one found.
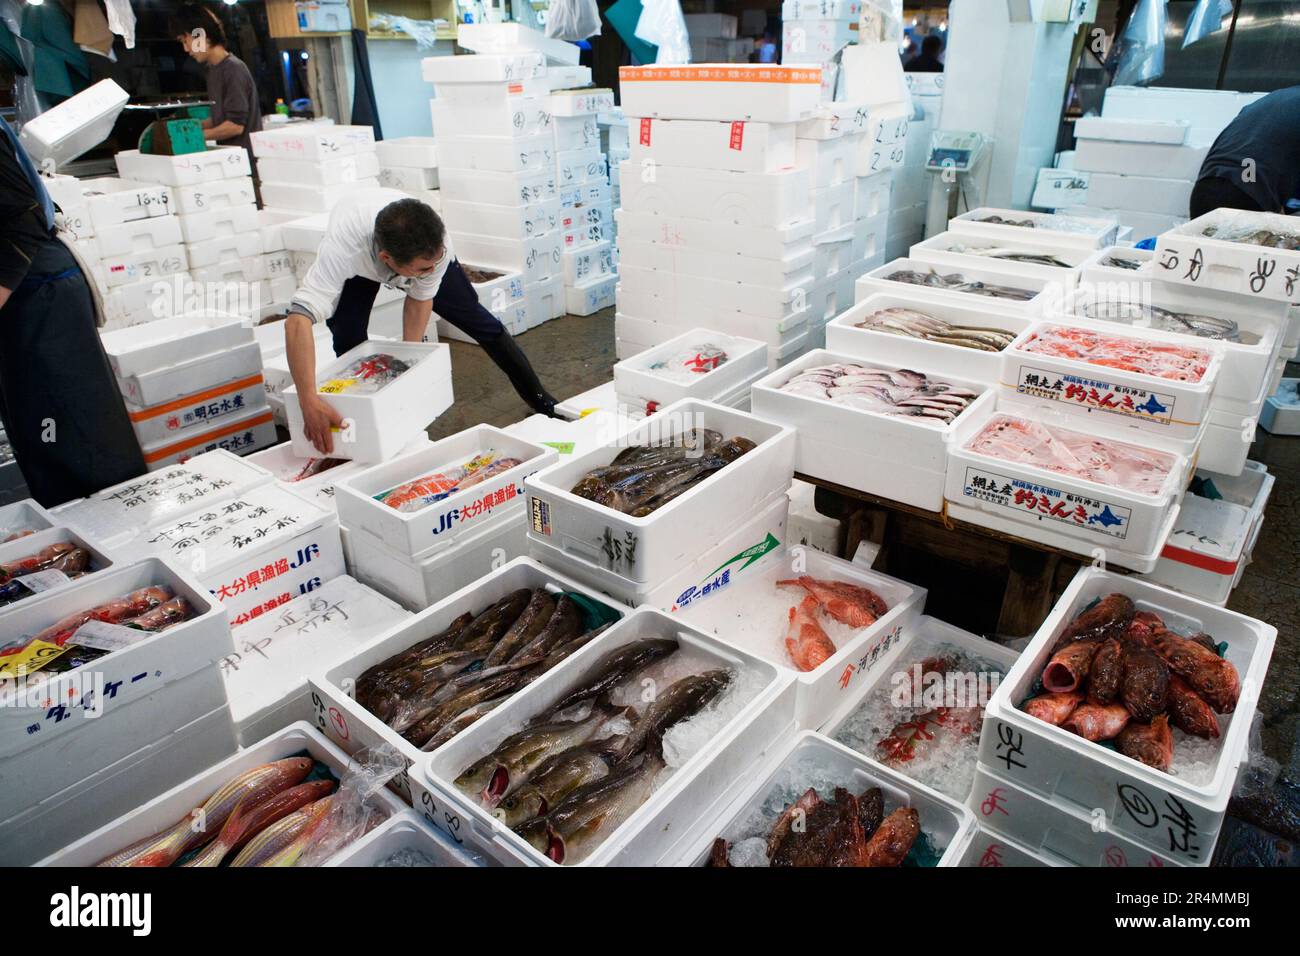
[797,101,872,142]
[560,240,614,285]
[946,400,1192,569]
[560,208,613,249]
[1081,172,1193,218]
[627,117,797,174]
[553,115,598,152]
[99,243,188,289]
[0,556,233,762]
[752,348,995,511]
[524,399,794,584]
[220,574,410,744]
[0,525,114,608]
[456,22,578,63]
[126,372,267,448]
[261,179,381,214]
[808,179,857,242]
[250,124,376,160]
[257,151,380,186]
[430,97,552,141]
[280,212,331,253]
[437,167,558,207]
[441,198,559,240]
[351,502,528,611]
[542,88,615,119]
[1075,116,1188,145]
[102,311,248,382]
[1260,378,1300,435]
[38,722,404,866]
[1062,205,1188,242]
[949,207,1120,250]
[80,177,174,230]
[910,230,1089,286]
[959,823,1062,867]
[555,146,606,187]
[1002,318,1224,440]
[840,43,911,109]
[374,136,437,169]
[1147,463,1274,606]
[422,51,546,86]
[811,234,853,279]
[378,165,440,193]
[1154,209,1300,305]
[783,18,857,62]
[614,299,810,352]
[825,292,1033,385]
[453,231,562,285]
[464,263,527,315]
[17,78,128,169]
[335,424,555,561]
[559,179,610,210]
[980,567,1275,865]
[118,339,261,409]
[525,273,566,326]
[173,176,257,215]
[1077,243,1154,286]
[186,231,263,268]
[418,604,794,865]
[1195,361,1277,478]
[437,133,554,174]
[619,263,812,319]
[1074,139,1209,181]
[546,64,597,93]
[674,730,975,866]
[613,327,768,410]
[244,439,368,511]
[306,556,623,803]
[114,145,251,186]
[565,272,617,315]
[175,203,261,245]
[618,64,821,124]
[624,235,814,287]
[856,257,1056,315]
[0,498,56,540]
[1061,282,1285,406]
[614,209,815,260]
[795,132,860,190]
[326,808,486,867]
[969,764,1184,867]
[432,77,551,110]
[91,214,183,259]
[263,326,335,406]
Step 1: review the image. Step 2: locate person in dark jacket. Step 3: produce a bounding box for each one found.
[170,4,262,162]
[1191,85,1300,218]
[905,34,945,72]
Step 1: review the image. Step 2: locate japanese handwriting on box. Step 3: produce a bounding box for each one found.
[994,722,1027,771]
[600,526,638,568]
[1117,784,1200,859]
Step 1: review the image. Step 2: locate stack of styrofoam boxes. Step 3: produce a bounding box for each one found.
[335,425,555,611]
[551,86,618,318]
[781,0,861,102]
[969,567,1275,867]
[615,64,824,370]
[100,312,276,470]
[376,136,440,209]
[685,12,753,63]
[252,124,380,215]
[1050,86,1266,238]
[423,51,563,338]
[601,107,629,212]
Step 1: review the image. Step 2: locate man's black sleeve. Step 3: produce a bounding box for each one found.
[0,135,50,291]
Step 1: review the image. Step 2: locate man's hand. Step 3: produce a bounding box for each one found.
[300,393,344,455]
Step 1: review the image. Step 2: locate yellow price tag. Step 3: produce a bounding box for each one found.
[318,379,357,395]
[0,639,68,679]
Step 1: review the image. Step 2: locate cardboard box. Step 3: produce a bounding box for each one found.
[618,65,822,123]
[256,151,380,186]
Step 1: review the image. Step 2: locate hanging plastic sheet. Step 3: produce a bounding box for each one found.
[546,0,602,42]
[635,0,690,64]
[1109,0,1167,87]
[606,0,659,65]
[369,14,443,48]
[1182,0,1233,49]
[104,0,136,49]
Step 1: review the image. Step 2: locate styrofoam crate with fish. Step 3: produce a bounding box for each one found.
[335,425,556,561]
[855,257,1059,315]
[1060,280,1287,408]
[910,230,1089,287]
[245,441,371,514]
[523,399,796,586]
[949,207,1120,250]
[958,823,1062,867]
[978,567,1275,865]
[612,328,768,413]
[968,764,1186,867]
[826,292,1034,384]
[37,722,404,866]
[1078,244,1154,287]
[1153,209,1300,304]
[419,606,796,866]
[0,498,56,543]
[324,808,488,867]
[306,557,625,813]
[751,348,996,511]
[820,616,1018,803]
[943,401,1191,571]
[678,731,976,867]
[680,545,925,729]
[0,525,116,610]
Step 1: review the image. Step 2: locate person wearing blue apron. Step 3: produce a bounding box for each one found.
[0,115,146,507]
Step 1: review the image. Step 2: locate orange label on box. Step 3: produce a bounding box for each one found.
[619,66,822,84]
[729,122,745,150]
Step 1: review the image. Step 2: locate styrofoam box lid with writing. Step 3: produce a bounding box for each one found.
[1160,493,1252,568]
[57,450,274,549]
[617,64,823,123]
[17,79,128,168]
[1153,208,1300,304]
[421,51,546,85]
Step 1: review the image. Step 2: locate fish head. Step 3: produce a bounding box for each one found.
[513,817,564,862]
[494,787,547,828]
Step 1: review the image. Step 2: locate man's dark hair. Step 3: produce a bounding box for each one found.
[374,199,446,265]
[922,34,943,56]
[170,4,227,47]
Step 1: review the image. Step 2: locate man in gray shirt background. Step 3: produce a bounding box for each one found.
[171,5,262,161]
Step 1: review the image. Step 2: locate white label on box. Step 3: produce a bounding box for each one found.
[1014,365,1178,426]
[1033,169,1090,209]
[960,467,1133,540]
[71,619,148,652]
[15,569,70,593]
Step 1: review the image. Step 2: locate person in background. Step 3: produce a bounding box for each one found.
[905,34,945,72]
[285,189,559,455]
[170,4,262,163]
[1190,85,1300,218]
[0,116,146,506]
[754,30,779,64]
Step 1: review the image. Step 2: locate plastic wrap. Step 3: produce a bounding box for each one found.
[295,744,406,867]
[635,0,690,64]
[546,0,602,42]
[1182,0,1232,49]
[368,15,445,47]
[1110,0,1167,87]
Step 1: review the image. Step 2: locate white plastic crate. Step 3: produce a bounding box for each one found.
[177,204,261,245]
[1260,378,1300,435]
[418,605,796,865]
[523,399,796,584]
[1154,209,1300,304]
[325,809,485,867]
[978,567,1275,865]
[950,207,1120,250]
[752,348,995,511]
[453,231,562,285]
[612,328,767,412]
[959,824,1061,867]
[617,160,811,229]
[0,499,56,540]
[910,230,1089,286]
[257,151,380,186]
[620,237,814,287]
[80,177,174,230]
[441,198,559,241]
[91,215,183,259]
[856,257,1057,314]
[0,525,114,607]
[618,64,821,123]
[261,179,380,214]
[285,341,453,463]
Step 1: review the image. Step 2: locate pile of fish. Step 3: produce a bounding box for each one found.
[284,457,347,483]
[0,541,94,607]
[376,450,523,513]
[1022,593,1240,773]
[1017,325,1211,383]
[977,215,1038,228]
[319,353,411,396]
[570,429,756,517]
[644,343,729,384]
[463,267,505,283]
[779,575,888,671]
[708,786,921,867]
[780,363,978,424]
[94,757,360,867]
[453,637,732,864]
[943,242,1073,269]
[354,588,614,751]
[1100,254,1144,271]
[1203,224,1300,250]
[854,306,1017,352]
[1080,301,1250,343]
[966,414,1175,495]
[884,268,1037,302]
[2,585,194,679]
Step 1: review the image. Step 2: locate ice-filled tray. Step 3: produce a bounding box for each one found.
[1154,208,1300,303]
[910,230,1088,286]
[324,809,489,867]
[949,207,1120,250]
[855,257,1058,314]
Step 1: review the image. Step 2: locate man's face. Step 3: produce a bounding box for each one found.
[179,29,212,64]
[380,248,446,279]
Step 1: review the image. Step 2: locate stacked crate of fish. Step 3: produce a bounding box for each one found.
[423,50,564,337]
[332,425,556,611]
[611,327,770,416]
[614,64,825,369]
[376,136,440,205]
[781,0,861,102]
[252,123,381,215]
[98,312,276,470]
[968,568,1275,867]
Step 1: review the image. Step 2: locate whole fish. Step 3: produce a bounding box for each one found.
[227,797,337,867]
[884,268,1037,302]
[1023,691,1083,726]
[484,589,555,666]
[96,757,314,867]
[1120,648,1169,722]
[182,779,335,867]
[493,739,621,828]
[355,612,474,700]
[1063,701,1130,741]
[785,595,838,672]
[769,788,872,867]
[1166,674,1221,739]
[707,838,731,867]
[956,246,1073,269]
[861,807,920,867]
[1051,593,1135,651]
[767,787,823,862]
[404,666,540,748]
[1150,627,1239,713]
[858,787,884,839]
[617,670,731,762]
[510,594,582,662]
[1087,638,1124,704]
[546,638,678,715]
[452,589,533,651]
[777,575,888,628]
[1041,637,1100,693]
[1116,714,1174,772]
[420,696,510,753]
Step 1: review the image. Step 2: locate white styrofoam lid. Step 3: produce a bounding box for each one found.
[18,79,129,168]
[1165,494,1251,562]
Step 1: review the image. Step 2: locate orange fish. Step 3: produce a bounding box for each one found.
[1063,701,1130,741]
[777,576,888,627]
[1023,691,1083,726]
[784,595,838,671]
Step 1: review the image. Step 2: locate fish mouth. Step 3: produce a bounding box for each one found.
[1042,662,1077,693]
[481,766,511,808]
[546,829,565,864]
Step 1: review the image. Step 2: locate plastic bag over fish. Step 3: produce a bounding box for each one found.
[294,743,407,867]
[319,354,411,397]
